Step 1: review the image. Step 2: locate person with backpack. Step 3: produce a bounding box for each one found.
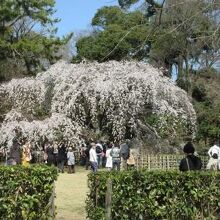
[179,142,202,171]
[208,143,220,159]
[110,143,121,171]
[96,141,103,168]
[207,142,220,170]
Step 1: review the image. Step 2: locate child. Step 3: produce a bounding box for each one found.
[67,147,75,173]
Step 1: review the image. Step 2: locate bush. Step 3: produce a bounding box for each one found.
[86,170,220,220]
[0,165,58,219]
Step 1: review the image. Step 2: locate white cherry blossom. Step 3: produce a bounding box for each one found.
[0,60,196,150]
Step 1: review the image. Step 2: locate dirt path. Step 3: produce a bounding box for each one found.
[55,167,89,220]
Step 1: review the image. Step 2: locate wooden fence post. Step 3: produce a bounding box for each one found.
[105,178,112,220]
[49,183,55,220]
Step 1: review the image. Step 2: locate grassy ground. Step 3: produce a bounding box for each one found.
[55,166,89,220]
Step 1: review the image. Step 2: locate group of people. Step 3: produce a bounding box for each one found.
[7,138,76,174]
[86,140,220,173]
[5,134,220,173]
[7,138,32,166]
[43,142,76,174]
[179,141,220,172]
[80,140,136,173]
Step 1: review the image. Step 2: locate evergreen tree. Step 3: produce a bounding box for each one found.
[0,0,70,81]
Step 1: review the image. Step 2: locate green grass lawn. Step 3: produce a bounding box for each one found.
[55,166,89,220]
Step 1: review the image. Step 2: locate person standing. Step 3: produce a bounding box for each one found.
[120,140,130,170]
[208,143,220,159]
[179,142,202,171]
[80,144,86,166]
[53,142,58,166]
[85,143,91,170]
[207,143,220,170]
[22,140,32,167]
[111,143,121,171]
[101,141,107,168]
[57,143,67,173]
[127,149,136,170]
[89,143,98,173]
[45,142,55,166]
[96,141,103,168]
[67,147,75,173]
[10,138,22,165]
[105,143,113,171]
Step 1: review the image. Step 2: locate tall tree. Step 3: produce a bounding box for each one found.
[0,0,70,81]
[73,6,149,63]
[118,0,220,89]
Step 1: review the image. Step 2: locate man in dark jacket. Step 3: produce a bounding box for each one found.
[85,143,91,170]
[179,142,202,171]
[120,140,130,170]
[57,143,67,173]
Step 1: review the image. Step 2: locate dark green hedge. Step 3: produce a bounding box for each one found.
[0,165,58,220]
[86,170,220,220]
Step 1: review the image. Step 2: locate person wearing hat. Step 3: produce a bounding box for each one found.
[179,142,202,171]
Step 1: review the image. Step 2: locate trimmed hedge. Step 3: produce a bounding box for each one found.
[0,165,58,219]
[86,170,220,220]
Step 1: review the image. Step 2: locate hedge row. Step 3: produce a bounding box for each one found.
[86,170,220,220]
[0,165,58,220]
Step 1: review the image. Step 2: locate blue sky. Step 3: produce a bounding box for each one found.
[54,0,118,37]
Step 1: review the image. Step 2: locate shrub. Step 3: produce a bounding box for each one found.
[0,165,58,219]
[86,170,220,220]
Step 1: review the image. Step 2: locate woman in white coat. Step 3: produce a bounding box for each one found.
[105,143,113,171]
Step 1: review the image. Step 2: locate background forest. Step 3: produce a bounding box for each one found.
[0,0,219,150]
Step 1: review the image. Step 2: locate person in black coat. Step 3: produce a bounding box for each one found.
[179,142,202,171]
[85,143,91,170]
[45,143,55,166]
[10,139,22,164]
[57,143,67,173]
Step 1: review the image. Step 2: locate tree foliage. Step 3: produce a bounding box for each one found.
[0,0,70,81]
[74,1,220,79]
[73,6,149,63]
[73,0,220,145]
[192,69,220,145]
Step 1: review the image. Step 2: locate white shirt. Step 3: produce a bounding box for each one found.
[89,148,97,163]
[67,151,75,165]
[105,149,113,168]
[208,145,220,158]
